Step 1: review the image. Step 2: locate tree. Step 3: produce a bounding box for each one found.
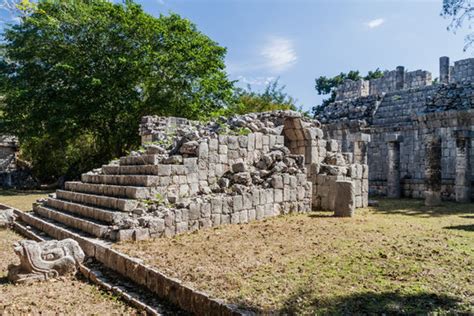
[0,0,234,182]
[442,0,474,51]
[222,79,298,116]
[312,69,384,116]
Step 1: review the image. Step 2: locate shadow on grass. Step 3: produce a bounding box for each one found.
[307,213,334,218]
[444,224,474,232]
[278,290,464,315]
[0,189,51,197]
[0,276,10,285]
[370,198,473,218]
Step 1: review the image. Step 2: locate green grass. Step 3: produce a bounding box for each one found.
[115,198,474,314]
[0,189,51,211]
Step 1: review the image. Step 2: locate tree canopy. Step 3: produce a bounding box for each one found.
[442,0,474,51]
[312,69,384,116]
[0,0,234,182]
[214,79,298,117]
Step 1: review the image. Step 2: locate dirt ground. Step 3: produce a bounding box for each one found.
[115,199,474,314]
[0,190,51,211]
[0,229,137,314]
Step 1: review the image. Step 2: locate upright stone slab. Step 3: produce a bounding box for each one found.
[386,134,402,198]
[455,130,472,202]
[440,56,451,84]
[395,66,405,90]
[424,136,442,206]
[334,180,355,217]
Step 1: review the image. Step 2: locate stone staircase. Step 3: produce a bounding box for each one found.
[17,154,169,241]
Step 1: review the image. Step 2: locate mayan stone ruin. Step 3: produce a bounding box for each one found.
[316,56,474,204]
[9,111,367,242]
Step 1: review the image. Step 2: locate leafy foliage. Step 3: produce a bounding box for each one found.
[213,79,298,116]
[312,69,384,116]
[442,0,474,51]
[0,0,234,182]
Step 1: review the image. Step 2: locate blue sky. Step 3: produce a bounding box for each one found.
[1,0,472,112]
[137,0,471,112]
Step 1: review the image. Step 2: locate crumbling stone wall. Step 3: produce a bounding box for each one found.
[36,111,368,241]
[317,56,474,202]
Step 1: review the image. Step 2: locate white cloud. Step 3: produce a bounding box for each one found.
[366,18,385,29]
[260,36,297,73]
[237,76,276,86]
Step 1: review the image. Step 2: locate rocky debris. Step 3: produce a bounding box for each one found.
[315,94,382,125]
[145,144,167,155]
[179,141,199,155]
[0,207,15,228]
[162,155,183,164]
[425,82,474,112]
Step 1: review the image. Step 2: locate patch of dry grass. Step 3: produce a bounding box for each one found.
[0,229,137,314]
[0,189,51,211]
[115,199,474,314]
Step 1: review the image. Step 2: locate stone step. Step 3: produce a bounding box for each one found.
[46,198,124,224]
[65,181,151,199]
[56,190,138,212]
[102,164,160,175]
[81,174,160,187]
[119,155,160,166]
[33,204,110,238]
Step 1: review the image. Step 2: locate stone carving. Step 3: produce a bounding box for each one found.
[7,238,85,284]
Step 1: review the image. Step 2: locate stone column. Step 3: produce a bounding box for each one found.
[386,134,402,198]
[396,66,405,90]
[440,56,451,84]
[424,136,442,206]
[334,180,355,217]
[353,133,371,164]
[455,130,472,203]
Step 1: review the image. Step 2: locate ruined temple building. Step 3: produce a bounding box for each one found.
[316,56,473,204]
[14,111,368,241]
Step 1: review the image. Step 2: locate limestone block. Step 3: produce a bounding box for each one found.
[211,214,220,226]
[176,222,188,234]
[334,180,355,217]
[274,189,283,203]
[256,205,264,220]
[248,209,256,221]
[424,190,441,206]
[233,195,243,211]
[230,213,240,224]
[198,142,209,157]
[189,203,200,220]
[239,210,248,223]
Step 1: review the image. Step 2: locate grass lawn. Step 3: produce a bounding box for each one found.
[115,199,474,314]
[0,228,137,314]
[0,189,51,211]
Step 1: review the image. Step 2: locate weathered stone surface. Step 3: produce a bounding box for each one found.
[0,206,15,228]
[334,181,355,217]
[8,238,85,284]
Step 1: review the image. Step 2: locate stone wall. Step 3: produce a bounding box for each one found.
[334,67,433,101]
[318,57,474,202]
